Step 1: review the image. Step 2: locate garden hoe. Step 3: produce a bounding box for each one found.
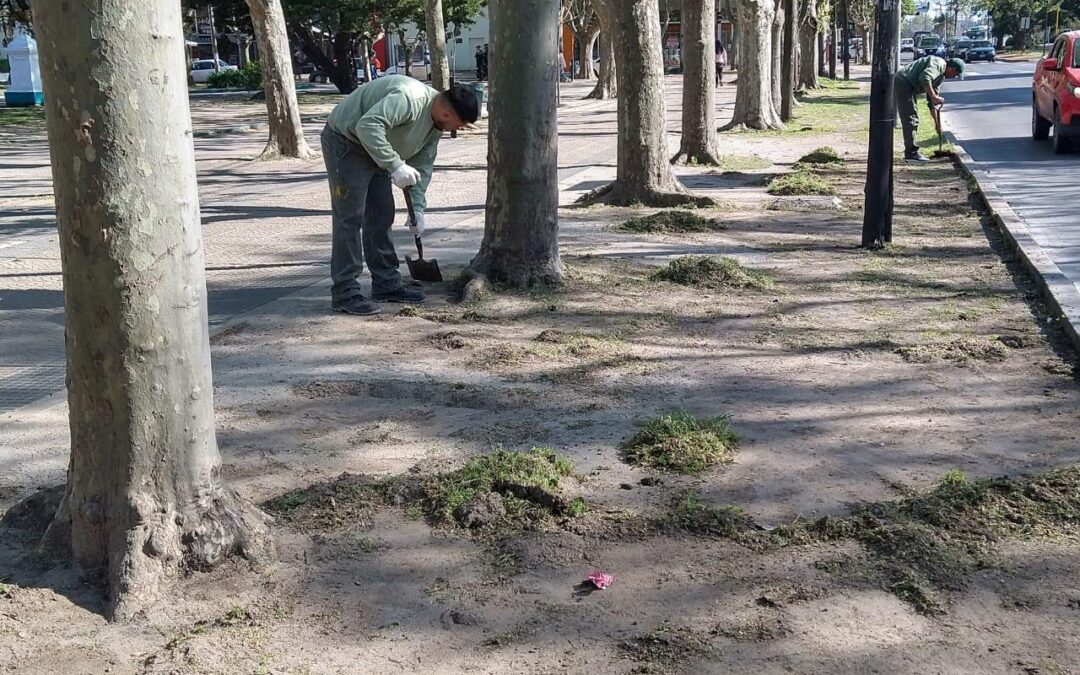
[402,188,442,283]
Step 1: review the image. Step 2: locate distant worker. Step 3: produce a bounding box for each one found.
[894,55,964,162]
[475,45,486,80]
[369,50,381,80]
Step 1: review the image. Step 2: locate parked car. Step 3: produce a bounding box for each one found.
[1032,31,1080,153]
[949,39,973,59]
[189,59,236,84]
[384,53,430,82]
[901,38,915,53]
[965,40,996,63]
[915,36,946,59]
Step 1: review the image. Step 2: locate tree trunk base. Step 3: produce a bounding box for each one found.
[30,484,273,621]
[254,142,319,162]
[584,83,615,99]
[719,120,786,133]
[671,145,724,166]
[460,254,565,301]
[577,181,715,208]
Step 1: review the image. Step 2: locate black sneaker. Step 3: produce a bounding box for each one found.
[904,152,930,163]
[331,296,381,316]
[372,287,426,304]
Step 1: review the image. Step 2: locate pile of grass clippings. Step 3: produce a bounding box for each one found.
[618,210,728,234]
[621,411,739,474]
[895,337,1009,364]
[766,169,837,196]
[797,146,843,165]
[650,255,773,290]
[422,448,587,529]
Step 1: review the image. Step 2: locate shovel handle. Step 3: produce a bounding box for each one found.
[401,187,423,260]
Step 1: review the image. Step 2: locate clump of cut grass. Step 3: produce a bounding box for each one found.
[262,472,383,530]
[620,624,714,664]
[621,411,739,474]
[618,210,727,234]
[766,169,837,196]
[423,447,584,528]
[895,337,1009,364]
[650,255,773,290]
[797,146,843,165]
[662,467,1080,615]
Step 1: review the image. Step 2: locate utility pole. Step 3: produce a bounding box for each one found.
[208,4,221,71]
[841,0,850,80]
[862,0,901,248]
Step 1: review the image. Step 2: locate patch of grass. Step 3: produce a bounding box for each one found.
[797,146,843,165]
[422,447,583,528]
[715,153,772,171]
[915,97,954,154]
[895,337,1009,364]
[666,467,1080,615]
[767,169,837,196]
[618,210,728,234]
[621,411,739,474]
[0,105,46,127]
[651,255,773,291]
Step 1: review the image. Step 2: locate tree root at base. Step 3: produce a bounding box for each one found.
[577,181,715,208]
[670,146,725,166]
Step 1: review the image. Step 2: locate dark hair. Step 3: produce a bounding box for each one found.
[443,84,480,124]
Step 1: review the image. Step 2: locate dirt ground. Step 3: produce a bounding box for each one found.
[3,80,1080,674]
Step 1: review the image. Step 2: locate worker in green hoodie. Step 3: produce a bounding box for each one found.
[322,75,479,316]
[895,55,964,162]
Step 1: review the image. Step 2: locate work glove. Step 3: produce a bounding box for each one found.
[409,211,426,238]
[390,163,421,188]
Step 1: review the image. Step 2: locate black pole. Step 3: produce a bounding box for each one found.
[862,0,901,248]
[841,0,850,80]
[781,0,795,120]
[829,5,837,80]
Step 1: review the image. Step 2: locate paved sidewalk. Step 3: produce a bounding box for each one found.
[0,80,628,414]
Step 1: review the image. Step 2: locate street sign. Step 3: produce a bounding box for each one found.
[1020,17,1031,29]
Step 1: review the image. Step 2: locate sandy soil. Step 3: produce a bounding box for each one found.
[2,80,1079,675]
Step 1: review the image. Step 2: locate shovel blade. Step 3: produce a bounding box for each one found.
[406,255,443,282]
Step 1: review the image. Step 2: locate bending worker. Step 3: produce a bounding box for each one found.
[894,55,964,162]
[322,75,479,316]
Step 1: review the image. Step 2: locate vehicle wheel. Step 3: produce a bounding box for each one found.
[1052,106,1073,153]
[990,57,996,62]
[1032,99,1051,140]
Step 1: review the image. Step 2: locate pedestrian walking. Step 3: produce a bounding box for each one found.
[475,45,484,80]
[894,55,964,162]
[368,50,381,80]
[715,40,727,86]
[322,75,479,315]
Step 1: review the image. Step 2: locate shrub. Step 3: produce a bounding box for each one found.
[206,61,262,90]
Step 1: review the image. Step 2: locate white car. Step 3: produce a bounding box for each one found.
[384,54,430,82]
[189,59,237,84]
[901,38,914,53]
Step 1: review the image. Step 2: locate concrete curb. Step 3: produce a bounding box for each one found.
[946,131,1080,354]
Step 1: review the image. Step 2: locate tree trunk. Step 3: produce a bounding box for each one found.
[673,0,721,165]
[292,25,358,94]
[780,0,795,120]
[399,31,414,77]
[799,0,820,88]
[33,0,270,621]
[586,3,617,99]
[359,37,372,84]
[723,0,784,130]
[575,25,600,79]
[246,0,315,160]
[467,0,563,289]
[425,0,451,90]
[589,0,710,206]
[817,28,826,77]
[771,0,783,113]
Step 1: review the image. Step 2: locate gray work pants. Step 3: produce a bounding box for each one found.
[894,76,921,156]
[321,124,402,301]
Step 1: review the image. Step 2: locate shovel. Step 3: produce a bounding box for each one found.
[402,188,443,282]
[930,102,951,158]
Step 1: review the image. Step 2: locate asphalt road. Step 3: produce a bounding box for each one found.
[942,60,1080,298]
